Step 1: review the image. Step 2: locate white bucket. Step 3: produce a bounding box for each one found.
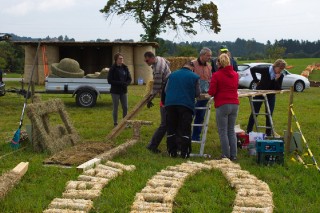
[138,77,144,85]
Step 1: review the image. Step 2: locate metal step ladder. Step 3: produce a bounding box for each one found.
[249,95,275,137]
[190,97,214,157]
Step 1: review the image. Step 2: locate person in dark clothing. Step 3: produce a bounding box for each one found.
[144,51,171,154]
[107,53,132,126]
[246,59,286,136]
[212,45,238,73]
[165,61,200,158]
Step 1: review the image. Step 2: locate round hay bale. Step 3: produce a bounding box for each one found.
[127,64,135,84]
[133,46,154,85]
[112,45,134,66]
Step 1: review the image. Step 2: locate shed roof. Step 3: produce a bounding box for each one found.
[12,41,159,47]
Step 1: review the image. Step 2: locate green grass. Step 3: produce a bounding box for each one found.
[1,59,320,212]
[2,72,23,78]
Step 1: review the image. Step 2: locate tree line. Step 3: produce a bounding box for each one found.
[1,34,320,74]
[156,38,320,59]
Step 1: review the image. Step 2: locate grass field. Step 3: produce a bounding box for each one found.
[1,59,320,212]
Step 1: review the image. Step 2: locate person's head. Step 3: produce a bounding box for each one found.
[114,53,124,66]
[273,59,287,74]
[216,53,230,68]
[144,51,156,66]
[199,47,212,63]
[183,60,195,71]
[220,45,228,53]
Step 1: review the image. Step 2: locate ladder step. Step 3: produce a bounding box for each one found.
[192,124,204,127]
[253,113,270,116]
[257,126,272,129]
[195,107,207,110]
[192,140,203,144]
[251,99,266,102]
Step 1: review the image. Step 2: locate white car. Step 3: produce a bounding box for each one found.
[238,63,310,92]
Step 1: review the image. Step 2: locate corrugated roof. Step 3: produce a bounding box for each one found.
[12,41,159,47]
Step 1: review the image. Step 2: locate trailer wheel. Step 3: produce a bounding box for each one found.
[76,90,97,107]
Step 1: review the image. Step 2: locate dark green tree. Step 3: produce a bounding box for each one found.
[100,0,221,42]
[266,45,286,61]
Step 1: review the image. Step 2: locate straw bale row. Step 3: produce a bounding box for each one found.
[44,161,135,213]
[130,161,212,212]
[131,159,273,212]
[203,159,274,212]
[300,64,319,78]
[0,162,29,200]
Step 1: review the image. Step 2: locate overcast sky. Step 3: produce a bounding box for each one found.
[1,0,319,44]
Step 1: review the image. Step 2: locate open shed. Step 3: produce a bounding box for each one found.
[13,41,158,85]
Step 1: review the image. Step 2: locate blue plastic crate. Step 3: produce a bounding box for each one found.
[256,139,284,153]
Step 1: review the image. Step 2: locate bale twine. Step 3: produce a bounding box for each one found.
[133,46,154,84]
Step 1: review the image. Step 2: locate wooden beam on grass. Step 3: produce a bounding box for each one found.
[106,81,154,140]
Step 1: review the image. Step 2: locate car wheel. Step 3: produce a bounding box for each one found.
[76,90,97,107]
[294,80,305,92]
[249,81,257,90]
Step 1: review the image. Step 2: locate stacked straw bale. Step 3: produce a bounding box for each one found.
[44,161,135,213]
[26,99,80,154]
[0,162,29,200]
[165,57,197,72]
[301,64,315,78]
[131,159,274,213]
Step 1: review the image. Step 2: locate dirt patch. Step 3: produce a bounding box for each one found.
[43,141,114,166]
[310,81,320,87]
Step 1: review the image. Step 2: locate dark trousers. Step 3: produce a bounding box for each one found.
[246,94,276,136]
[166,105,193,157]
[147,106,166,149]
[192,99,209,140]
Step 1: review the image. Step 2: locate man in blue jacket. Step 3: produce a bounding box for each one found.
[165,61,200,158]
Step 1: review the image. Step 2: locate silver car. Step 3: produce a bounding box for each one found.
[238,63,310,92]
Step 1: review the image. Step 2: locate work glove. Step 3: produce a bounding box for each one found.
[147,101,154,108]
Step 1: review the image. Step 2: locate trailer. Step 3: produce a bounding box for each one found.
[45,77,111,107]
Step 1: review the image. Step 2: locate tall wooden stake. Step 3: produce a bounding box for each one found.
[285,87,294,153]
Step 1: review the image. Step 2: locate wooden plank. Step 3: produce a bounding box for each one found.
[106,81,154,140]
[12,162,29,177]
[76,158,101,172]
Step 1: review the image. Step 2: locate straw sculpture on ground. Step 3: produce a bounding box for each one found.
[26,98,80,154]
[131,159,274,213]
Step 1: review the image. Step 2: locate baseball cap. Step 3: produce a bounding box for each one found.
[220,45,228,52]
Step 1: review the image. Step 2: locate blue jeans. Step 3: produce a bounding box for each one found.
[192,99,209,140]
[216,104,239,159]
[246,94,276,136]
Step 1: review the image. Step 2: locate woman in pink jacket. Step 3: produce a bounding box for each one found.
[208,53,239,161]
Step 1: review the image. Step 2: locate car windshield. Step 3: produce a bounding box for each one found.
[238,65,250,71]
[282,69,290,75]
